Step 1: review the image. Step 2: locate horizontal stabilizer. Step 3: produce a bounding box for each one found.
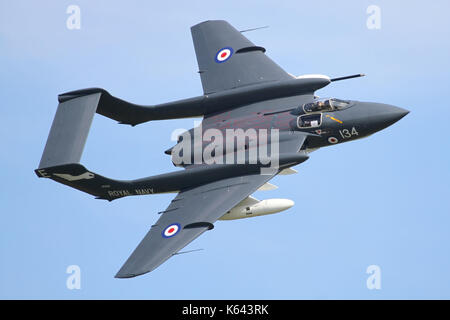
[38,93,100,168]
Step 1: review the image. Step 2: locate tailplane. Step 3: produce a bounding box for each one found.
[36,90,150,200]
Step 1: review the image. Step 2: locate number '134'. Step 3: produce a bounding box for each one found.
[339,127,359,139]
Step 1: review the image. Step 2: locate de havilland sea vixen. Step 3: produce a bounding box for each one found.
[35,20,408,278]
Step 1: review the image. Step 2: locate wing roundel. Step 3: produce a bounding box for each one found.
[191,20,293,94]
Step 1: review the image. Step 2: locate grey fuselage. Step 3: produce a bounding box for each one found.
[172,96,409,161]
[36,81,408,202]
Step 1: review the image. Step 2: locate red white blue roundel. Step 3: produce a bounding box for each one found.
[215,47,233,63]
[328,137,338,144]
[162,223,181,238]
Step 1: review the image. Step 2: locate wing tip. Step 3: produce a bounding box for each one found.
[114,270,150,279]
[191,19,229,29]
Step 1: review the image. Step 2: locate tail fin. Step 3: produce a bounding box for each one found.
[35,163,132,200]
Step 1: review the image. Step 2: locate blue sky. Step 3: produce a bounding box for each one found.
[1,0,450,299]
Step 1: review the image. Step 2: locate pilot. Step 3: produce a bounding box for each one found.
[317,101,325,109]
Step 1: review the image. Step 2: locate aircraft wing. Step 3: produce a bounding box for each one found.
[115,173,274,278]
[116,131,309,278]
[191,20,293,94]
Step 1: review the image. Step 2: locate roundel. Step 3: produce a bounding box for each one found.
[162,223,181,238]
[215,47,234,63]
[328,137,339,144]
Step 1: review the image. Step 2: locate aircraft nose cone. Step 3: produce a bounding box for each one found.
[386,104,409,122]
[369,103,409,130]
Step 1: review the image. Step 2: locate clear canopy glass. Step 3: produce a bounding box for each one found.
[302,98,352,113]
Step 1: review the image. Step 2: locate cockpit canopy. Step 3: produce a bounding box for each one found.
[303,98,352,113]
[294,98,353,129]
[291,98,353,115]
